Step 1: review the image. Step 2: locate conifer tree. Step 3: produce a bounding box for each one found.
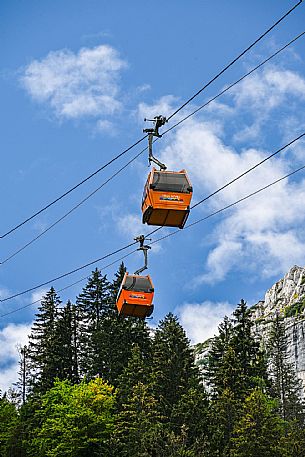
[114,382,161,456]
[16,345,30,404]
[171,384,209,451]
[207,340,247,456]
[206,315,233,396]
[98,311,152,387]
[231,299,268,394]
[109,262,126,301]
[76,268,111,327]
[267,313,304,423]
[208,387,239,457]
[54,300,79,383]
[207,301,268,401]
[230,389,284,457]
[116,343,151,408]
[205,301,269,456]
[76,268,111,377]
[75,265,151,386]
[279,419,305,457]
[0,394,18,456]
[151,313,199,421]
[27,287,61,393]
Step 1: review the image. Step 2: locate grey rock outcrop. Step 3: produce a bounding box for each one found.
[253,265,305,389]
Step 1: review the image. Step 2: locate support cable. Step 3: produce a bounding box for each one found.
[0,135,147,239]
[145,131,305,238]
[163,30,305,136]
[0,242,139,303]
[149,163,305,246]
[4,30,304,263]
[167,0,303,121]
[0,250,135,319]
[1,162,305,306]
[0,147,147,265]
[190,132,305,209]
[1,1,302,239]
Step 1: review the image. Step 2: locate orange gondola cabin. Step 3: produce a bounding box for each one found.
[116,272,154,318]
[142,168,193,229]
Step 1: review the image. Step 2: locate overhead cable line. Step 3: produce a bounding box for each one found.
[3,30,304,264]
[0,250,135,319]
[145,131,305,238]
[1,162,305,314]
[0,135,147,240]
[167,0,303,121]
[149,163,305,245]
[163,30,305,136]
[191,132,305,209]
[1,131,304,299]
[0,242,139,303]
[2,2,302,241]
[0,147,147,265]
[4,131,304,299]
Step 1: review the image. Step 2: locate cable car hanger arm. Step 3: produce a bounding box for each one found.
[134,235,151,275]
[143,116,167,171]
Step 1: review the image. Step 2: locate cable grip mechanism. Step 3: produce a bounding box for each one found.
[143,115,167,170]
[134,235,151,275]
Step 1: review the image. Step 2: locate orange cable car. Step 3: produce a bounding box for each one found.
[116,236,154,319]
[142,115,193,229]
[142,167,193,228]
[116,272,154,318]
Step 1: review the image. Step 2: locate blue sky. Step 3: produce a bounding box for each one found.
[1,0,305,390]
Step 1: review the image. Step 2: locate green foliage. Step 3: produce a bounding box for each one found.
[151,313,199,419]
[208,387,241,457]
[114,381,162,456]
[55,301,79,384]
[76,268,111,378]
[4,275,305,456]
[100,314,151,387]
[28,378,115,457]
[0,395,18,456]
[76,265,151,386]
[279,420,305,457]
[171,385,209,449]
[230,389,284,457]
[267,314,304,422]
[206,301,268,400]
[284,298,305,317]
[116,343,151,408]
[205,300,270,456]
[28,287,62,394]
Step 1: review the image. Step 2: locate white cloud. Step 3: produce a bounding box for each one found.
[109,210,162,253]
[21,44,127,120]
[96,119,116,135]
[0,323,31,393]
[197,240,242,284]
[136,83,151,94]
[0,365,23,395]
[177,301,234,344]
[0,287,10,300]
[116,213,143,239]
[230,67,305,143]
[231,67,305,111]
[31,288,49,304]
[138,95,178,122]
[167,120,305,283]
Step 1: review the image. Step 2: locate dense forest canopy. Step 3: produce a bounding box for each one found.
[1,265,304,456]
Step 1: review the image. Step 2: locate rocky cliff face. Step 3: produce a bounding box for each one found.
[253,265,305,388]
